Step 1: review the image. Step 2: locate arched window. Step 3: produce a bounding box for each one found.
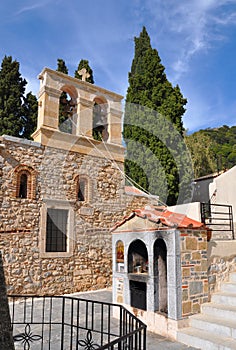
[19,173,28,198]
[12,165,37,200]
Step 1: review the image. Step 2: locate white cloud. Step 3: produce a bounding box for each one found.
[14,0,60,16]
[144,0,236,81]
[15,1,47,15]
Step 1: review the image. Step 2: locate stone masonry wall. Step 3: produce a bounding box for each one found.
[180,229,209,317]
[207,241,236,296]
[208,255,236,295]
[0,137,149,295]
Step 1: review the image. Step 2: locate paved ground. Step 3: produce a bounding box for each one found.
[10,289,199,349]
[72,289,199,350]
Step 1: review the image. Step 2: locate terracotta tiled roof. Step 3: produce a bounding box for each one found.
[125,186,149,197]
[111,205,206,232]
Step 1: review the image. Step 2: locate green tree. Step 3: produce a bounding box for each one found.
[22,92,38,139]
[123,27,191,205]
[74,59,94,84]
[0,56,37,138]
[186,125,236,177]
[57,58,68,74]
[185,131,217,178]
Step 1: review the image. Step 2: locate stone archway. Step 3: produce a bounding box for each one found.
[154,238,168,314]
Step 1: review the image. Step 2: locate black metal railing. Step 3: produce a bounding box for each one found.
[8,295,146,350]
[200,202,234,240]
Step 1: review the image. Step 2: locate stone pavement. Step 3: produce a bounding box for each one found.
[10,288,199,349]
[72,289,199,350]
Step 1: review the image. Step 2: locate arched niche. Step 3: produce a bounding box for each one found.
[154,238,168,314]
[58,85,78,134]
[128,239,148,274]
[92,97,109,141]
[116,240,124,272]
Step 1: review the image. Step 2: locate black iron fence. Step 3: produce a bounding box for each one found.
[200,202,234,240]
[8,295,146,350]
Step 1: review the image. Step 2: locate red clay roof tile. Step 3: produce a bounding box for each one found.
[111,205,207,232]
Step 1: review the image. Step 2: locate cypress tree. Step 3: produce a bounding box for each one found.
[0,56,37,139]
[0,56,26,137]
[123,27,192,205]
[74,59,94,84]
[22,92,38,139]
[57,58,68,74]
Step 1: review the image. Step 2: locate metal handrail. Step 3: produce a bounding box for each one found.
[8,294,146,350]
[201,202,234,239]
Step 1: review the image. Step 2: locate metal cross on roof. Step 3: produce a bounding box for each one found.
[77,68,90,81]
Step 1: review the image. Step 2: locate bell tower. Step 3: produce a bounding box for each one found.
[32,68,124,162]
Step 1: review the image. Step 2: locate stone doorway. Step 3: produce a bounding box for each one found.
[154,238,167,314]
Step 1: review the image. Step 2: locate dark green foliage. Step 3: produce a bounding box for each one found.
[123,27,191,205]
[186,125,236,178]
[57,59,68,74]
[0,55,37,138]
[74,59,94,84]
[22,92,38,139]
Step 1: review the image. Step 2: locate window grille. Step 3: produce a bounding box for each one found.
[46,209,68,252]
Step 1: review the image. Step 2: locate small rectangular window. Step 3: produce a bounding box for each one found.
[78,179,86,201]
[46,209,68,252]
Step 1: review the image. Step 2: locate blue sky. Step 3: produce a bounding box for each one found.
[1,0,236,133]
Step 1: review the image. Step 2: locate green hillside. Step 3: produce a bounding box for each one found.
[185,125,236,178]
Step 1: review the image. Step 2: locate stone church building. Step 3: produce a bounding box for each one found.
[0,68,150,295]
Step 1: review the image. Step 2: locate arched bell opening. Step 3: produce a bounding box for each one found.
[58,85,77,134]
[92,97,109,141]
[154,238,168,314]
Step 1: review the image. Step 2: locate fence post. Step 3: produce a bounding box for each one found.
[0,251,15,350]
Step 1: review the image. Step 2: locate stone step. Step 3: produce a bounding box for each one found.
[177,327,236,350]
[212,292,236,307]
[221,282,236,293]
[190,313,236,339]
[202,302,236,322]
[211,233,233,240]
[230,273,236,283]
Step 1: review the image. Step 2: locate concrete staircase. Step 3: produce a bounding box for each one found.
[177,272,236,350]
